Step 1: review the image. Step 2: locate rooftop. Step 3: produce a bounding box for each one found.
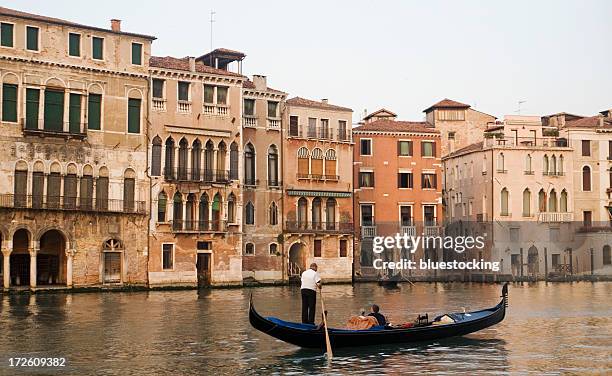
[565,115,612,129]
[423,98,470,113]
[149,56,244,77]
[363,108,397,121]
[242,80,286,95]
[353,119,439,134]
[445,141,484,158]
[286,97,352,112]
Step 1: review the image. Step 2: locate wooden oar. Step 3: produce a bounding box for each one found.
[319,288,333,360]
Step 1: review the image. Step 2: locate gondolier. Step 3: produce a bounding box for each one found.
[301,263,321,324]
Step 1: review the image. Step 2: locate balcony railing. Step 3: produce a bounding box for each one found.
[164,167,230,183]
[177,100,192,113]
[484,137,569,148]
[152,98,166,111]
[242,116,257,127]
[400,225,416,236]
[169,220,227,233]
[0,194,146,214]
[361,225,377,238]
[286,221,353,234]
[424,225,442,236]
[22,119,87,140]
[543,171,565,176]
[203,104,229,116]
[537,212,573,223]
[267,118,281,129]
[288,125,352,142]
[295,173,340,181]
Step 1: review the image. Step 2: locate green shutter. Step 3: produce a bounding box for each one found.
[128,98,141,133]
[87,94,101,130]
[2,84,17,122]
[44,90,64,131]
[69,93,81,133]
[92,37,103,60]
[69,33,80,56]
[131,43,142,65]
[1,23,13,47]
[25,88,40,129]
[26,26,38,51]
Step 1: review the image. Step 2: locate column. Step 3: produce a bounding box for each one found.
[212,148,218,181]
[29,247,37,288]
[2,246,11,289]
[66,249,76,287]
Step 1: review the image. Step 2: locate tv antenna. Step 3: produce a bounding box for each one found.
[515,100,526,115]
[210,10,216,52]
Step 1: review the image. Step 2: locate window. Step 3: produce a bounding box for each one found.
[338,120,347,141]
[360,139,372,156]
[245,243,255,256]
[324,149,337,178]
[359,171,374,188]
[551,254,560,268]
[178,81,190,101]
[500,188,509,216]
[197,241,211,250]
[361,204,374,226]
[497,153,505,172]
[14,163,28,207]
[1,22,13,47]
[320,119,329,138]
[267,101,278,118]
[162,244,174,270]
[131,42,142,65]
[289,116,299,136]
[609,140,612,160]
[229,142,239,180]
[151,137,162,176]
[398,141,413,156]
[204,85,214,103]
[152,79,164,99]
[604,245,611,265]
[96,170,109,210]
[326,198,336,228]
[69,33,80,57]
[128,98,141,133]
[424,205,436,225]
[308,117,317,138]
[438,109,465,121]
[398,172,413,188]
[244,99,255,116]
[245,202,255,225]
[216,86,228,105]
[525,154,532,173]
[314,239,322,257]
[92,36,103,59]
[2,84,17,122]
[583,211,592,227]
[44,89,64,131]
[548,190,558,212]
[123,173,135,212]
[268,145,279,186]
[421,141,435,157]
[32,169,43,208]
[340,240,348,257]
[560,190,568,212]
[227,194,236,223]
[269,243,278,256]
[25,88,40,129]
[87,93,102,130]
[311,148,323,177]
[400,206,412,226]
[448,131,456,140]
[244,143,255,185]
[522,189,531,217]
[297,147,309,176]
[157,192,167,222]
[26,26,39,51]
[421,173,437,189]
[69,93,81,134]
[582,166,591,191]
[538,189,547,212]
[581,140,590,156]
[269,202,278,225]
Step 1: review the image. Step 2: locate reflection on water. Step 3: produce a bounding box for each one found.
[0,282,611,375]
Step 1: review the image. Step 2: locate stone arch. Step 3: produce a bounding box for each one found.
[82,164,93,176]
[10,228,32,286]
[33,160,45,172]
[98,166,109,178]
[87,82,104,95]
[288,241,308,276]
[50,161,62,174]
[44,77,67,88]
[66,163,78,175]
[2,71,20,85]
[37,229,68,285]
[126,87,144,99]
[15,160,29,171]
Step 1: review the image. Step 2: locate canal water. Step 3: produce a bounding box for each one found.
[0,282,610,375]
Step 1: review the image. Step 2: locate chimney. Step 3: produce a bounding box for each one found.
[321,99,328,104]
[110,19,121,32]
[188,57,196,72]
[252,75,267,90]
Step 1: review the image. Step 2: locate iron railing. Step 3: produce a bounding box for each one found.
[288,125,352,142]
[169,220,228,233]
[164,167,230,183]
[285,221,353,233]
[0,194,146,214]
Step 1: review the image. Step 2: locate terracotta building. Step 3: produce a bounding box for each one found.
[283,97,354,282]
[353,109,443,278]
[0,7,154,288]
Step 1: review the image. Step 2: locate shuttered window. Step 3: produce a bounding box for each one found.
[123,178,135,212]
[80,175,93,210]
[230,143,239,180]
[14,170,27,207]
[64,173,77,209]
[0,23,13,47]
[47,172,61,208]
[151,141,162,176]
[96,177,109,210]
[87,94,101,130]
[69,33,80,57]
[398,141,413,156]
[44,90,64,131]
[340,240,348,257]
[26,88,40,129]
[69,93,81,134]
[314,240,322,257]
[92,37,103,60]
[2,84,17,122]
[26,26,39,51]
[32,172,44,208]
[421,141,435,157]
[131,43,142,65]
[127,98,140,133]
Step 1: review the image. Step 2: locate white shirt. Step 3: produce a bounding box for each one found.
[300,268,321,291]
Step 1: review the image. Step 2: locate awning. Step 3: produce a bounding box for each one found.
[287,190,352,198]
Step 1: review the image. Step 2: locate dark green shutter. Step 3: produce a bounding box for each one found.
[69,33,80,56]
[87,94,101,130]
[2,84,17,122]
[44,90,64,131]
[69,93,81,133]
[1,23,13,47]
[26,26,38,51]
[92,37,103,59]
[131,43,142,65]
[26,88,40,129]
[128,98,141,133]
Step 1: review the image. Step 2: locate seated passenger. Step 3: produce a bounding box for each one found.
[367,304,387,326]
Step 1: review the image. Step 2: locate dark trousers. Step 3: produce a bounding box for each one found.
[301,288,317,324]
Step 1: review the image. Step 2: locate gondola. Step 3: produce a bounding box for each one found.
[249,283,508,349]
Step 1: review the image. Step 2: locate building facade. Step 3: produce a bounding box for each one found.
[0,8,154,288]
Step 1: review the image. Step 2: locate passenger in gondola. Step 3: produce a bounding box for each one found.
[368,304,387,326]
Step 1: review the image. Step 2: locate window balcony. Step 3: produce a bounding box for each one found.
[203,104,229,116]
[295,173,340,182]
[152,98,166,111]
[0,194,146,214]
[243,178,258,187]
[242,116,257,128]
[288,125,351,142]
[267,118,281,129]
[424,225,442,236]
[177,100,192,113]
[400,225,416,236]
[485,137,570,148]
[267,180,282,188]
[543,171,565,177]
[361,225,377,238]
[163,167,230,183]
[22,119,86,140]
[286,221,354,234]
[169,220,227,233]
[537,212,573,223]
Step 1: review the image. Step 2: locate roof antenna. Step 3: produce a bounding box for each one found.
[210,10,216,65]
[515,100,526,115]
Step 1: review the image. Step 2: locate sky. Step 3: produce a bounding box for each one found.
[5,0,612,122]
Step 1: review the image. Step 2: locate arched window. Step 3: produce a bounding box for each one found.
[549,189,557,212]
[64,163,78,209]
[326,198,337,229]
[217,141,227,181]
[14,161,28,207]
[268,145,279,186]
[269,201,278,225]
[482,155,487,174]
[47,162,61,209]
[204,140,214,181]
[191,139,201,181]
[199,194,209,230]
[269,243,278,256]
[229,142,239,180]
[151,136,162,176]
[244,143,255,185]
[157,191,167,222]
[178,138,188,180]
[551,155,557,175]
[227,193,236,223]
[522,188,531,217]
[173,192,183,230]
[164,137,175,179]
[560,190,568,212]
[538,189,547,212]
[497,153,505,172]
[582,166,591,191]
[603,245,611,265]
[123,169,136,212]
[312,197,322,228]
[32,161,44,209]
[500,188,509,216]
[245,201,255,225]
[81,165,94,210]
[525,154,532,173]
[543,155,549,175]
[103,238,124,251]
[297,147,309,177]
[325,149,337,179]
[559,155,564,175]
[245,243,255,256]
[211,193,221,230]
[297,197,308,227]
[185,193,196,230]
[96,166,109,211]
[311,148,323,178]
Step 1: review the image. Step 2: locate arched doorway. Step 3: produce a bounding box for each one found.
[38,230,66,285]
[211,193,221,231]
[527,245,539,277]
[10,229,30,286]
[103,238,123,283]
[288,242,306,277]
